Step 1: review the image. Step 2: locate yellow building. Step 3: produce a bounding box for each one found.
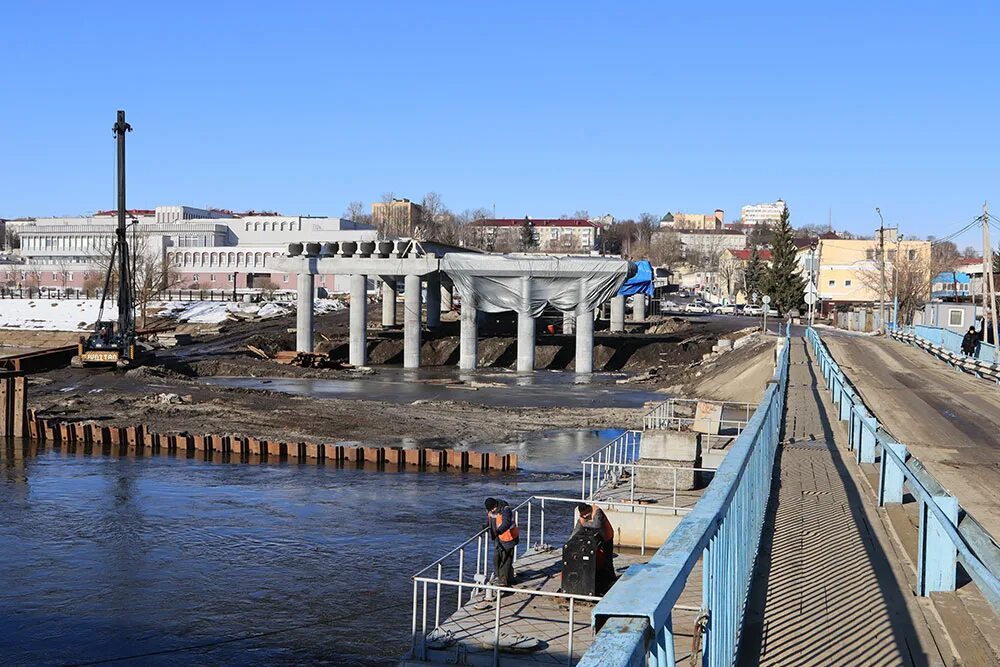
[371,198,422,238]
[815,229,930,314]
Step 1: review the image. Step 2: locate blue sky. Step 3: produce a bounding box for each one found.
[1,1,998,247]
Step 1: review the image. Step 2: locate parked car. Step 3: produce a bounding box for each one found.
[744,304,764,316]
[712,304,737,315]
[677,290,691,298]
[766,307,779,317]
[660,299,681,312]
[684,303,710,314]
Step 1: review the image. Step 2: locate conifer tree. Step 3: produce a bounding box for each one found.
[744,246,765,300]
[759,206,806,314]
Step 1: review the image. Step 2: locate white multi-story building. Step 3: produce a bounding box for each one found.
[3,205,376,293]
[741,199,786,226]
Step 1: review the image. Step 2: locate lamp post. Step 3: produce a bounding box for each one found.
[808,242,817,327]
[876,207,886,333]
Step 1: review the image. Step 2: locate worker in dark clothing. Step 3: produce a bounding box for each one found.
[962,326,980,356]
[485,497,519,589]
[575,502,617,583]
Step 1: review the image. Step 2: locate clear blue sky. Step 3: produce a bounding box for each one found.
[2,1,998,247]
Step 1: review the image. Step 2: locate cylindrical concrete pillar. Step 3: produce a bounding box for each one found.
[381,277,397,328]
[296,273,314,353]
[516,276,535,372]
[610,295,626,332]
[349,273,367,366]
[460,292,478,370]
[425,272,441,328]
[562,310,575,335]
[404,273,422,369]
[633,294,646,322]
[575,309,594,373]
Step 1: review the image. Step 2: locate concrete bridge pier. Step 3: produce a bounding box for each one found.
[404,273,422,369]
[296,273,315,353]
[440,280,454,313]
[576,279,594,373]
[562,310,575,334]
[460,291,478,370]
[610,295,626,332]
[381,276,397,328]
[516,276,535,372]
[349,273,367,366]
[633,294,646,322]
[425,272,441,328]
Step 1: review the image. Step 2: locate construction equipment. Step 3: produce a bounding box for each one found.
[72,110,140,369]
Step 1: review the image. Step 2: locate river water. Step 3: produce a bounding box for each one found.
[0,428,620,666]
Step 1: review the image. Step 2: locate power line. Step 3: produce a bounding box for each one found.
[63,599,412,666]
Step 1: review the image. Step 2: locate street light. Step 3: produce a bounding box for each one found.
[891,233,903,330]
[876,207,886,333]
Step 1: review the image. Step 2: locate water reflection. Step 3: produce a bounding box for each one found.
[0,429,615,666]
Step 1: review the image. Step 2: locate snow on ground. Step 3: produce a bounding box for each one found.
[0,298,346,330]
[0,299,111,331]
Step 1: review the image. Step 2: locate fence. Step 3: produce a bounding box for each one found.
[580,327,790,667]
[0,286,296,303]
[642,398,754,451]
[408,494,696,665]
[807,327,1000,615]
[913,324,999,365]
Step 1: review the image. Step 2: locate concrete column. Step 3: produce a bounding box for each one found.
[610,295,626,332]
[425,272,441,328]
[296,272,314,353]
[460,291,478,370]
[516,276,535,372]
[562,310,575,334]
[349,273,367,366]
[633,294,646,322]
[576,279,594,373]
[404,273,422,368]
[381,276,397,328]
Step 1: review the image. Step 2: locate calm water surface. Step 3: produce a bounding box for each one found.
[0,429,620,666]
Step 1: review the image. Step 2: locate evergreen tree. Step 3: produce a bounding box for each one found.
[744,246,765,300]
[759,206,806,314]
[520,217,538,251]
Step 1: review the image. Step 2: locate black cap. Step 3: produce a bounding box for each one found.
[484,497,498,510]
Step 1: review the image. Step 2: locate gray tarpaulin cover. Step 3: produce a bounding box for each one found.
[441,253,631,316]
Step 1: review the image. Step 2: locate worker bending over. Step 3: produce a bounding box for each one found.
[485,497,519,589]
[575,502,616,581]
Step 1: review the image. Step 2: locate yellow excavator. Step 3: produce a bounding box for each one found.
[72,110,140,369]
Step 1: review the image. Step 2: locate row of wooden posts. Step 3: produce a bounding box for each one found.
[0,375,28,439]
[3,402,517,474]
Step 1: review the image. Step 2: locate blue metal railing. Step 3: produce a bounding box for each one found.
[913,324,999,363]
[580,329,791,667]
[806,327,1000,615]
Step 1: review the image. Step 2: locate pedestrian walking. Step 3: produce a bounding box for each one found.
[963,325,981,356]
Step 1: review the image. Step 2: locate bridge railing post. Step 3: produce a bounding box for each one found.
[878,441,908,506]
[917,495,959,596]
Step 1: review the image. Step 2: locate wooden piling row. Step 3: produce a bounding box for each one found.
[0,374,28,438]
[19,410,517,472]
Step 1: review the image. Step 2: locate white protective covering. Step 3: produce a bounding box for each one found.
[441,253,630,316]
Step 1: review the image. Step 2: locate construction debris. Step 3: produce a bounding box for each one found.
[272,350,348,369]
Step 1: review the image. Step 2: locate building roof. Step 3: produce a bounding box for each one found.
[933,271,971,284]
[819,231,841,240]
[471,218,597,228]
[93,209,156,216]
[956,257,984,267]
[727,249,772,261]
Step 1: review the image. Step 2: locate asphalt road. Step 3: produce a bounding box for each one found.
[822,332,1000,539]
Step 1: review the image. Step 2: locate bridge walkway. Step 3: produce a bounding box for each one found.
[738,337,951,666]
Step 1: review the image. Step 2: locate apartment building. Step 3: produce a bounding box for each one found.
[371,198,422,238]
[660,209,725,231]
[468,218,599,253]
[741,200,786,226]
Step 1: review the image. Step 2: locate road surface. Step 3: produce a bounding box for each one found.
[823,331,1000,539]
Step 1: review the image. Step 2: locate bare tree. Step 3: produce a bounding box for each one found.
[91,233,182,327]
[2,228,20,251]
[646,230,684,267]
[342,201,372,225]
[858,251,931,324]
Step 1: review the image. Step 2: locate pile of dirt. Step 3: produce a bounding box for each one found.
[642,318,691,335]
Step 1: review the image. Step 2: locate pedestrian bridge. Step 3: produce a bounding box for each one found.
[399,324,1000,666]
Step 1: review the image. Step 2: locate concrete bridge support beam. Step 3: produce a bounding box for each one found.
[404,273,422,369]
[425,272,441,328]
[576,309,594,374]
[441,281,454,313]
[349,273,367,366]
[381,276,397,328]
[296,273,315,353]
[517,276,535,372]
[610,295,626,332]
[460,292,478,370]
[633,294,646,322]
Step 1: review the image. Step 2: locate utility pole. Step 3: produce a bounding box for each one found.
[983,202,999,362]
[876,207,886,333]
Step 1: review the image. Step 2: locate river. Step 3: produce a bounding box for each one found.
[0,428,619,666]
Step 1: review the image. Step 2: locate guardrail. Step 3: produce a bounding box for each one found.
[642,398,754,451]
[807,327,1000,615]
[892,327,1000,384]
[407,494,695,665]
[580,430,641,499]
[580,327,790,667]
